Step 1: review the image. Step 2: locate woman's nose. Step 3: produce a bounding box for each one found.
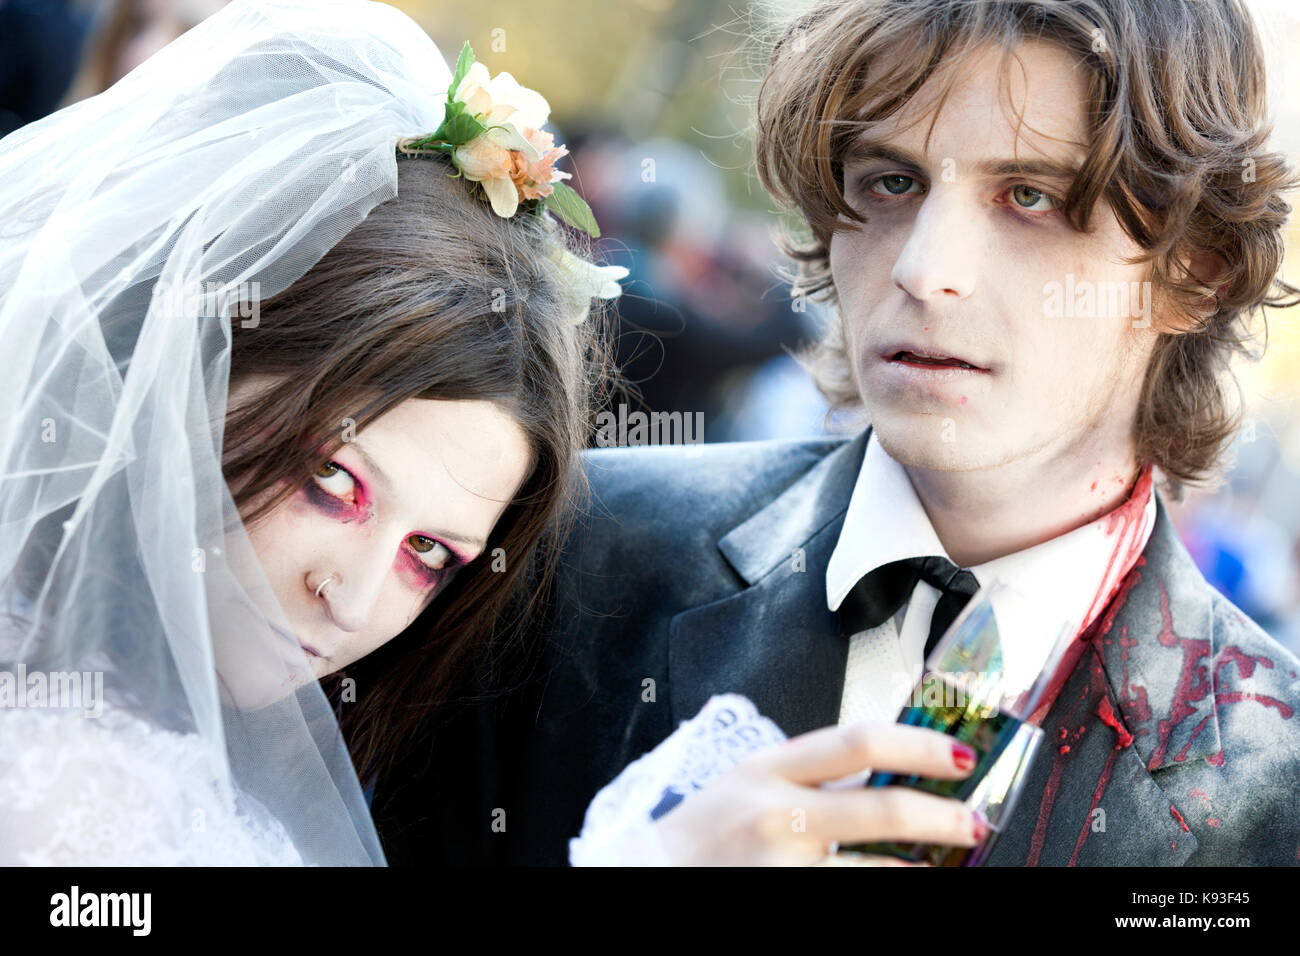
[314,540,392,633]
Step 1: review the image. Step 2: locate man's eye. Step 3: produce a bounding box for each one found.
[313,461,355,498]
[408,535,453,570]
[1010,184,1057,211]
[867,174,922,197]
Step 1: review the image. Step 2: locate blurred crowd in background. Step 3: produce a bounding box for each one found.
[4,0,1300,653]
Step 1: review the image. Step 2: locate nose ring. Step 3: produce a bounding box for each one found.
[315,573,337,598]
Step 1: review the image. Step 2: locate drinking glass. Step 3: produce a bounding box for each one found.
[837,578,1073,865]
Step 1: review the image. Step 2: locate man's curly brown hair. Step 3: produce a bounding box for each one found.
[754,0,1299,501]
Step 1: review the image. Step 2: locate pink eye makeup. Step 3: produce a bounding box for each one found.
[303,458,474,586]
[396,538,458,587]
[304,460,370,521]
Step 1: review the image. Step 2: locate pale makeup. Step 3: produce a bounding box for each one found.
[830,40,1193,567]
[230,375,532,678]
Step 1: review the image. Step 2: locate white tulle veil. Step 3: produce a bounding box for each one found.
[0,0,479,865]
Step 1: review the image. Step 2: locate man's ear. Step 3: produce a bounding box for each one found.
[1185,246,1229,294]
[1157,246,1229,334]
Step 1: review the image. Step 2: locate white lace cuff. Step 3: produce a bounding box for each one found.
[568,694,787,866]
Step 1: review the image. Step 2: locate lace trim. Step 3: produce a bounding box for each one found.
[569,694,787,866]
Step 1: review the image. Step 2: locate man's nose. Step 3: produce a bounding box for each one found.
[889,188,978,302]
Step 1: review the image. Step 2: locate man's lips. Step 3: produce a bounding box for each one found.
[880,344,989,371]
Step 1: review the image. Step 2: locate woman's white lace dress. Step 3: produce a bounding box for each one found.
[0,703,304,866]
[0,594,303,866]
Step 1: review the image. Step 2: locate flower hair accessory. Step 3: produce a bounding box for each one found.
[399,43,604,237]
[553,247,629,324]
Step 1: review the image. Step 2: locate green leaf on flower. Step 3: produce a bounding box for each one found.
[543,183,601,238]
[424,100,458,144]
[400,43,481,158]
[448,42,475,101]
[401,133,455,153]
[438,108,486,147]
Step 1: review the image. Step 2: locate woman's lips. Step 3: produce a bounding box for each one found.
[297,637,324,658]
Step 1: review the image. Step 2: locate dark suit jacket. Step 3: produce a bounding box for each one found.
[373,429,1300,865]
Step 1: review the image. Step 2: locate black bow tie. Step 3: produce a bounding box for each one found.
[838,556,980,661]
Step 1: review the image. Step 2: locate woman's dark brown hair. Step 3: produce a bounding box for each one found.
[753,0,1299,500]
[221,155,613,786]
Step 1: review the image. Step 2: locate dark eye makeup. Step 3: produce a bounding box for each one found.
[848,171,1062,219]
[304,460,469,584]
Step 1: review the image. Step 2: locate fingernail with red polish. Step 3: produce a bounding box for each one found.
[972,810,991,844]
[952,741,977,772]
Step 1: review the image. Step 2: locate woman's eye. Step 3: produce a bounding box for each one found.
[313,461,356,499]
[1010,184,1057,211]
[867,174,923,197]
[408,534,454,571]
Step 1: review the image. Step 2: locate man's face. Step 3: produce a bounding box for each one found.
[831,40,1159,482]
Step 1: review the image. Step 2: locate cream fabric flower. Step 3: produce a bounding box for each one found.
[454,62,551,135]
[453,135,522,216]
[406,43,605,239]
[554,247,629,323]
[450,62,556,216]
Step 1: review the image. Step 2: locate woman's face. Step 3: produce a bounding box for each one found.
[230,376,532,678]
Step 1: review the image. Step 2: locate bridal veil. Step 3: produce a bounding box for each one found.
[0,0,472,865]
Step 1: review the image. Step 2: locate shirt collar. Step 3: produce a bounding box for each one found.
[826,429,948,612]
[826,429,1157,646]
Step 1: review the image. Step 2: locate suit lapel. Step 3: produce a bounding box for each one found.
[988,491,1216,865]
[667,430,869,737]
[667,430,1218,865]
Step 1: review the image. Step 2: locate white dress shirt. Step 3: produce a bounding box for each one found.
[827,430,1157,728]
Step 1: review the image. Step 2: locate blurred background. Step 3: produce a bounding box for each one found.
[3,0,1299,653]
